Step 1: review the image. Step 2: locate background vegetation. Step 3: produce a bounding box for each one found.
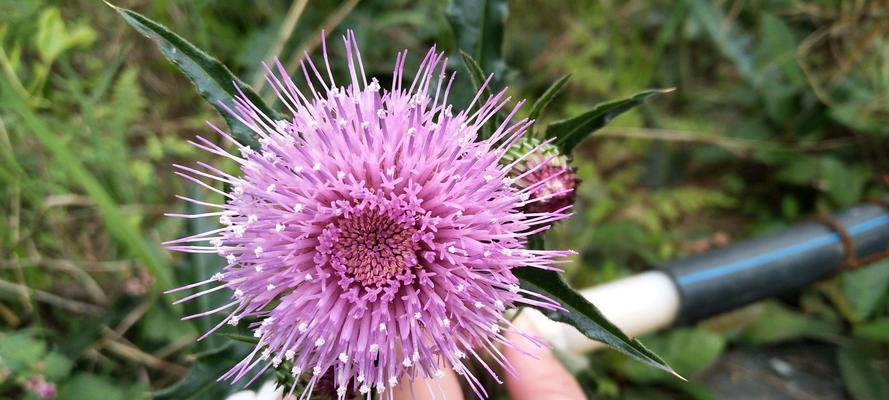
[1,0,888,399]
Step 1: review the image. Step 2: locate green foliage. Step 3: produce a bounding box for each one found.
[837,346,889,400]
[109,3,277,148]
[516,266,676,377]
[548,88,673,155]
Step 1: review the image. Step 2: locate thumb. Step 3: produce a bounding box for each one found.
[503,315,587,400]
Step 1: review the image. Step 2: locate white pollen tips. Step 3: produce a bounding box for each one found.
[442,318,451,328]
[474,301,484,309]
[456,284,465,292]
[312,366,322,376]
[275,223,285,232]
[212,272,224,281]
[254,246,264,257]
[227,316,240,326]
[379,323,387,332]
[291,366,302,376]
[386,167,395,176]
[447,245,457,254]
[232,224,246,238]
[368,344,379,353]
[359,385,370,394]
[412,351,420,362]
[285,350,295,360]
[293,165,303,174]
[491,324,501,333]
[434,369,445,378]
[494,300,505,310]
[413,312,422,320]
[407,127,416,136]
[304,273,313,281]
[502,248,513,256]
[266,283,275,291]
[272,356,282,367]
[234,289,244,298]
[254,265,263,272]
[454,349,466,359]
[247,214,258,223]
[312,162,321,171]
[293,203,304,213]
[402,357,412,368]
[265,184,276,193]
[260,349,271,360]
[298,322,308,332]
[483,250,492,257]
[338,352,349,363]
[357,374,365,383]
[314,338,326,347]
[484,174,494,182]
[226,254,237,264]
[388,376,398,387]
[508,284,520,294]
[337,170,346,180]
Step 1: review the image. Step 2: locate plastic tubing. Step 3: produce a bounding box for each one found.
[524,198,889,352]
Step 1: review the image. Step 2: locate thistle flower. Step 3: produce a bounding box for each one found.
[165,31,572,399]
[504,136,577,215]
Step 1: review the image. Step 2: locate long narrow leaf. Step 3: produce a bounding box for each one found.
[108,2,280,148]
[548,88,674,154]
[515,267,680,378]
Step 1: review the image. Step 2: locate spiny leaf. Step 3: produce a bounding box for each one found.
[529,74,571,128]
[515,266,679,378]
[108,2,280,148]
[548,88,674,154]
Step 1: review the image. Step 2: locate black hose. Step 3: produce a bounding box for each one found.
[661,198,889,324]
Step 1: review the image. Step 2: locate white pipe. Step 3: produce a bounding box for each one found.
[516,271,680,352]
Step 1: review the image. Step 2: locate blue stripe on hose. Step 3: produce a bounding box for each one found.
[676,214,889,286]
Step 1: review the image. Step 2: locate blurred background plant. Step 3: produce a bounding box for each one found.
[1,0,887,399]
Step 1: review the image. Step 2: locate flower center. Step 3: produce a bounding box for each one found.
[330,210,420,287]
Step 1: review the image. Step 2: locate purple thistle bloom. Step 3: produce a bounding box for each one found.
[165,31,573,399]
[504,137,577,216]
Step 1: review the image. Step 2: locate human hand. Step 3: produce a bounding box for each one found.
[393,318,587,400]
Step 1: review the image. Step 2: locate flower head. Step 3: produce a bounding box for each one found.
[165,31,571,399]
[503,136,577,216]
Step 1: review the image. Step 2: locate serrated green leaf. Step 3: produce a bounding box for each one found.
[529,74,571,128]
[108,2,279,148]
[548,88,673,154]
[838,346,889,400]
[514,267,678,378]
